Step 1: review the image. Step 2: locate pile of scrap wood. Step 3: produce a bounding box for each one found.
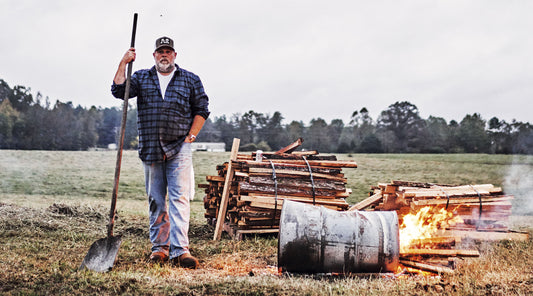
[202,138,357,240]
[399,240,480,274]
[350,180,514,231]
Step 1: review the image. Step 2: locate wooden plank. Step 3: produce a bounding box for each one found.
[392,180,454,188]
[410,237,459,248]
[274,137,303,154]
[348,192,383,211]
[244,162,342,175]
[241,194,349,206]
[249,168,347,182]
[206,175,225,182]
[243,159,357,168]
[248,176,346,191]
[400,249,480,257]
[213,138,240,241]
[239,182,341,198]
[411,195,514,207]
[438,230,529,241]
[400,259,454,274]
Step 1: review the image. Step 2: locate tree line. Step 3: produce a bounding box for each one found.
[1,79,532,154]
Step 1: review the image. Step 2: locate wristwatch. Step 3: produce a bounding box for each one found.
[188,134,197,142]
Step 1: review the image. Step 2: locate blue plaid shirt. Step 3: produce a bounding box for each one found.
[111,64,210,163]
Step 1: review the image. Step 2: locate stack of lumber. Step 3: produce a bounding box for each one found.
[350,180,514,231]
[202,138,357,239]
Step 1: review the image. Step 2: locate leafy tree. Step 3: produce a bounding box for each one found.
[285,120,305,146]
[457,113,490,153]
[305,118,330,151]
[213,115,236,150]
[261,111,287,150]
[425,116,451,153]
[97,107,121,147]
[0,99,19,148]
[328,119,344,152]
[233,111,262,145]
[78,106,100,149]
[377,101,426,152]
[349,107,376,152]
[9,85,34,112]
[488,117,513,154]
[360,133,384,153]
[509,121,533,154]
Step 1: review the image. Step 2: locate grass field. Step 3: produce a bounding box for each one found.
[1,150,532,295]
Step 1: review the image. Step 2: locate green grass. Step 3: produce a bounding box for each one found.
[1,150,532,295]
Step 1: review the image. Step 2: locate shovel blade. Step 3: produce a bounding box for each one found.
[79,235,122,272]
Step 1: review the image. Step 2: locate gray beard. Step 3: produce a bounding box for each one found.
[156,62,175,73]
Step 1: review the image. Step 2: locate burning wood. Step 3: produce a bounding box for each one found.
[353,180,514,231]
[202,138,357,240]
[352,180,528,275]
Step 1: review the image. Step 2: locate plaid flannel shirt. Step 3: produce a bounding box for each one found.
[111,65,210,163]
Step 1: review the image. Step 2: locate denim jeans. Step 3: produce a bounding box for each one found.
[143,143,192,259]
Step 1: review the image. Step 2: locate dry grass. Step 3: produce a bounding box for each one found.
[0,150,532,295]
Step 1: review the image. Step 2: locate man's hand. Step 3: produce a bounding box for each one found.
[114,48,136,84]
[184,134,196,143]
[122,48,136,64]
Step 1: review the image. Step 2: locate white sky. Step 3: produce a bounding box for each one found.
[1,0,532,125]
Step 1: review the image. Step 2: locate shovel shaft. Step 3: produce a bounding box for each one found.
[108,13,138,237]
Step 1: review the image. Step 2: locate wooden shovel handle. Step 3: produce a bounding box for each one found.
[108,13,138,237]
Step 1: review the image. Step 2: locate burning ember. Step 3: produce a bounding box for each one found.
[399,206,463,253]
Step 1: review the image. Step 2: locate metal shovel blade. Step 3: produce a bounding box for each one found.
[79,235,122,272]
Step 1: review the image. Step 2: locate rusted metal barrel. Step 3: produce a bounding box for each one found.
[278,200,399,273]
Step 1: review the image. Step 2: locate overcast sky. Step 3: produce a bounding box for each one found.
[1,0,532,125]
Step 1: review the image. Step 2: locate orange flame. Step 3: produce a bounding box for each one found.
[399,206,463,253]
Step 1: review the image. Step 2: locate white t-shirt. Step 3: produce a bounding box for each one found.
[157,68,176,100]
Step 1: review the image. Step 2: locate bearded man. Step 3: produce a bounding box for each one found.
[111,36,210,269]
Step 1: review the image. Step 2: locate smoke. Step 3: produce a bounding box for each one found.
[504,155,533,215]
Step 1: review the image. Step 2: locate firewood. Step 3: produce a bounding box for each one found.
[202,138,357,239]
[411,195,513,207]
[392,180,456,188]
[410,237,459,248]
[439,230,529,241]
[400,249,480,257]
[248,176,346,191]
[241,194,349,207]
[400,259,454,274]
[348,192,382,211]
[248,168,347,182]
[243,159,358,168]
[244,162,342,175]
[239,182,341,198]
[274,137,303,154]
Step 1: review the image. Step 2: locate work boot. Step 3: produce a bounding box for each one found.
[171,253,199,269]
[149,251,169,263]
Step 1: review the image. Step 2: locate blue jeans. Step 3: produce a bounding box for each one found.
[143,143,192,259]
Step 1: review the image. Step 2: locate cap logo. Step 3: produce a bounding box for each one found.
[160,38,170,45]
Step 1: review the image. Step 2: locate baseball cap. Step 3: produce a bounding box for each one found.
[155,36,174,51]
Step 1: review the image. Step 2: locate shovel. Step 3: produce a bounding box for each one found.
[79,13,138,272]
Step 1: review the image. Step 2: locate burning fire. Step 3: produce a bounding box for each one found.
[399,206,463,252]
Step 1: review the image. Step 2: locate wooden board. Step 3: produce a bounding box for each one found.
[213,138,240,240]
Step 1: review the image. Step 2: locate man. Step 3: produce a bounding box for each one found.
[111,36,209,269]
